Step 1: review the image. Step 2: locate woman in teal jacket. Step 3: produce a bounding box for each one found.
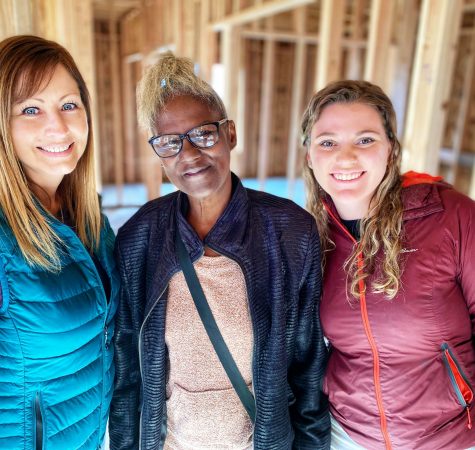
[0,35,119,449]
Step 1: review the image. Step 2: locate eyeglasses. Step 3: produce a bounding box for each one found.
[148,119,229,158]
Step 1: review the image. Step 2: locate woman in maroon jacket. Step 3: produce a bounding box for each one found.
[302,80,475,450]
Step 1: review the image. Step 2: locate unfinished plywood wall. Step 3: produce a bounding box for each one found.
[91,0,475,199]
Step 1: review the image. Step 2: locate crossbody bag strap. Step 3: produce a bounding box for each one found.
[175,230,256,423]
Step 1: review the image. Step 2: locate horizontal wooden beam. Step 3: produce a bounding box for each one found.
[241,29,366,48]
[211,0,315,31]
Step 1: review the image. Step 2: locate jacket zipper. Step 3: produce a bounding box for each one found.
[441,343,473,429]
[53,218,112,448]
[324,203,392,450]
[34,392,43,450]
[138,282,172,450]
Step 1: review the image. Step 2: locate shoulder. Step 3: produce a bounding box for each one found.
[117,191,178,238]
[437,183,475,211]
[402,181,474,230]
[245,188,318,243]
[246,188,313,222]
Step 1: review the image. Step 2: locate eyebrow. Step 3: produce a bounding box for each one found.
[314,129,382,139]
[156,119,221,135]
[14,92,81,105]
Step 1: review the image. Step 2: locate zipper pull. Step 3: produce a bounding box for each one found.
[104,326,109,349]
[467,406,472,430]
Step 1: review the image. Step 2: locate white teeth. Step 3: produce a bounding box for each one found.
[333,172,363,181]
[185,167,205,175]
[40,144,71,153]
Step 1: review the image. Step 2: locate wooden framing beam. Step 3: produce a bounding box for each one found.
[364,0,396,90]
[447,29,475,184]
[346,0,365,79]
[287,8,306,199]
[470,158,475,199]
[402,0,463,174]
[198,0,215,81]
[109,9,124,202]
[211,0,314,31]
[0,0,33,38]
[122,55,142,184]
[390,0,419,137]
[221,25,243,175]
[316,0,345,90]
[257,31,276,188]
[241,29,367,48]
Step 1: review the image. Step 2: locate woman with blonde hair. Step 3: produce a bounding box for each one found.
[0,35,118,449]
[109,52,330,449]
[302,79,475,449]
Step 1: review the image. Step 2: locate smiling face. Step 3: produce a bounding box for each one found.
[154,95,236,206]
[10,63,88,192]
[307,102,391,220]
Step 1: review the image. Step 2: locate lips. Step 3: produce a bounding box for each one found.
[332,171,364,181]
[183,166,209,177]
[37,143,73,154]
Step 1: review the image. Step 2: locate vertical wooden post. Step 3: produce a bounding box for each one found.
[447,29,475,184]
[315,0,344,90]
[0,0,33,39]
[221,25,243,175]
[402,0,463,174]
[287,7,306,199]
[364,0,396,92]
[109,8,124,203]
[122,58,135,184]
[346,0,365,79]
[199,0,215,81]
[470,160,475,199]
[173,0,184,54]
[390,0,419,137]
[257,30,275,189]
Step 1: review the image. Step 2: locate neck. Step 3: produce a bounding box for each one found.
[29,182,61,216]
[333,199,369,221]
[187,187,232,241]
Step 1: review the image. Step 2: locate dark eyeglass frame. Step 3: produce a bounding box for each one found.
[148,118,229,158]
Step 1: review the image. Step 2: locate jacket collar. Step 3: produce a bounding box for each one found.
[147,173,250,315]
[175,172,250,260]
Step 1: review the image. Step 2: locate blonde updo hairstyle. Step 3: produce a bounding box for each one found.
[301,80,403,299]
[137,52,227,134]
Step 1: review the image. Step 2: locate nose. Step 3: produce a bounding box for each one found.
[335,143,358,165]
[179,137,201,161]
[45,111,69,136]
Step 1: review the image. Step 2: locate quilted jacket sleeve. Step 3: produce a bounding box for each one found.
[109,240,142,450]
[289,220,330,449]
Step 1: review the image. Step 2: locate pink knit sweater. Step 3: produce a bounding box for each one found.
[164,255,254,449]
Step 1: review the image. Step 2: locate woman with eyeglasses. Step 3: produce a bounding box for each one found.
[302,79,475,450]
[0,35,119,449]
[109,52,330,450]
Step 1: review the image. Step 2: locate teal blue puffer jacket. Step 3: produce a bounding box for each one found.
[0,211,119,450]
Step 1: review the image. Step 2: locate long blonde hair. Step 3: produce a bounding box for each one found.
[0,35,101,270]
[136,51,227,134]
[301,80,403,299]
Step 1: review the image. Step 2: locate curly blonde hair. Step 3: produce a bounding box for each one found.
[0,35,101,271]
[137,52,227,134]
[301,80,403,299]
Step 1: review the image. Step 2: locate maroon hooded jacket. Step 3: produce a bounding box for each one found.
[321,174,475,449]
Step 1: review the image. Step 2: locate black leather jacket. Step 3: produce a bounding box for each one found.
[109,175,330,450]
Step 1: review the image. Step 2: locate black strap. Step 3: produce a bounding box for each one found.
[175,230,256,423]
